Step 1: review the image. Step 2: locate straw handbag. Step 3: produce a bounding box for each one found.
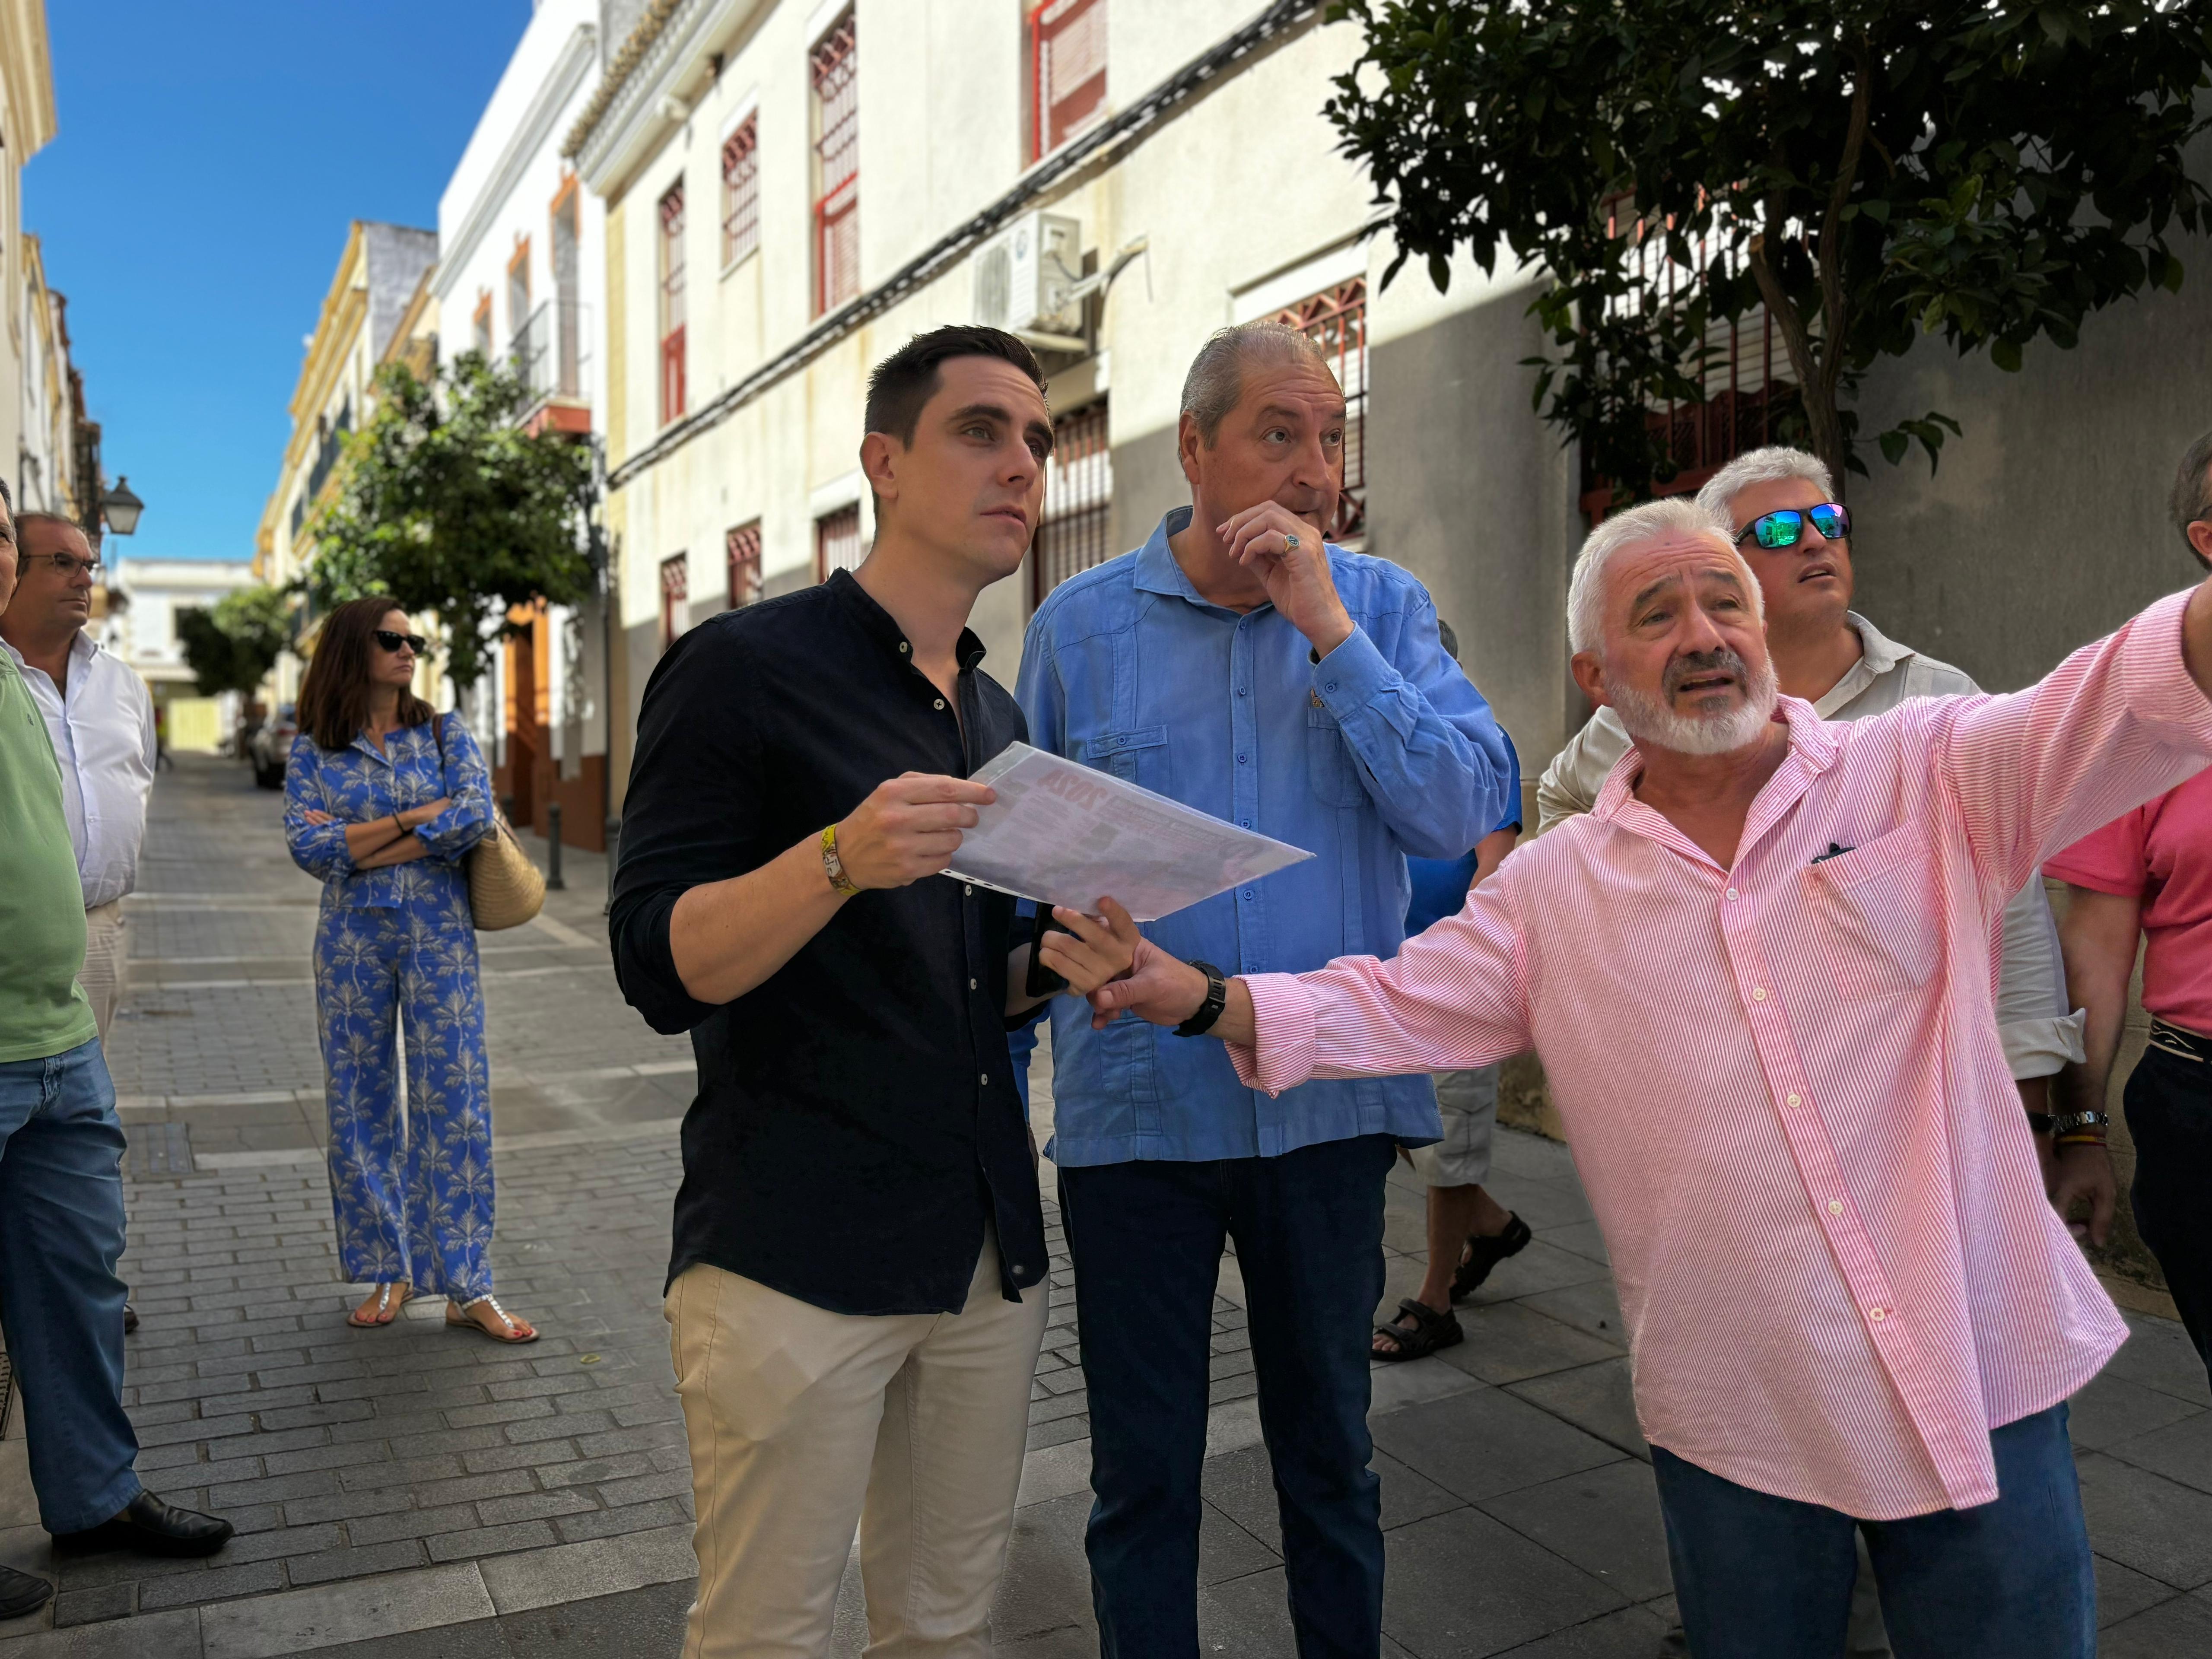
[433,717,545,931]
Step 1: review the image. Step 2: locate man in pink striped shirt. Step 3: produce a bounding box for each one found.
[1090,496,2212,1658]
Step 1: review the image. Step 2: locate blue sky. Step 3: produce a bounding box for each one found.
[25,1,533,563]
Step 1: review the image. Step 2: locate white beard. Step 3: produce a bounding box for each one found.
[1606,652,1781,757]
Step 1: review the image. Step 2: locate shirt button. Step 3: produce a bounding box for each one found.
[1726,887,1739,901]
[969,978,978,990]
[1786,1093,1801,1107]
[1237,753,1247,764]
[980,1074,989,1087]
[899,642,910,654]
[1868,1307,1887,1322]
[964,884,973,896]
[1325,681,1337,693]
[1236,686,1247,697]
[1243,889,1254,900]
[1827,1199,1844,1215]
[1752,986,1767,1001]
[1010,1263,1025,1275]
[934,698,945,710]
[1239,820,1250,829]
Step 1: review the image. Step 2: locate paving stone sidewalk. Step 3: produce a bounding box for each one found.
[2,755,2209,1656]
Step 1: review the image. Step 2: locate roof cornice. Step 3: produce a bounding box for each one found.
[435,22,599,303]
[571,0,766,197]
[0,0,57,160]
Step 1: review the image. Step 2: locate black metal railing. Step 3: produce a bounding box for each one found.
[509,298,591,410]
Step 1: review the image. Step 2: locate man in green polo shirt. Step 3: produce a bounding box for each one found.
[0,479,234,1624]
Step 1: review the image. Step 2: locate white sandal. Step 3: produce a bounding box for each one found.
[346,1283,411,1327]
[445,1294,538,1344]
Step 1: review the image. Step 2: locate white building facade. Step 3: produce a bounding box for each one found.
[434,0,614,849]
[563,0,2212,831]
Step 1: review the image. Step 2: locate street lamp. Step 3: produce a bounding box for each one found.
[100,477,145,537]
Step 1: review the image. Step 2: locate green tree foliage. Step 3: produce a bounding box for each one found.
[305,352,594,689]
[1323,0,2212,496]
[177,585,292,699]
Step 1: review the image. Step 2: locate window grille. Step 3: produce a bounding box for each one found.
[815,504,863,583]
[506,244,531,348]
[658,181,687,423]
[721,116,760,268]
[659,553,689,649]
[811,12,859,315]
[1031,400,1113,609]
[472,295,493,359]
[1028,0,1106,160]
[725,521,763,609]
[1275,277,1367,544]
[1579,193,1799,515]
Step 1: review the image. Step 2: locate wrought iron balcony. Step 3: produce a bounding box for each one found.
[509,298,591,414]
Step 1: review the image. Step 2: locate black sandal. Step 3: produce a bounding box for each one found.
[1372,1297,1463,1363]
[1450,1213,1532,1303]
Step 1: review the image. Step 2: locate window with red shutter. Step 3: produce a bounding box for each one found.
[1274,279,1368,545]
[658,181,687,423]
[721,117,760,269]
[659,554,690,649]
[814,505,863,583]
[1027,0,1106,161]
[725,522,763,609]
[1030,400,1113,610]
[810,13,859,315]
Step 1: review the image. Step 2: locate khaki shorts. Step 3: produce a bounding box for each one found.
[1408,1065,1499,1189]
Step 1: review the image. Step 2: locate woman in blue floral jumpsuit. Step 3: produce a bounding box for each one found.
[283,599,536,1342]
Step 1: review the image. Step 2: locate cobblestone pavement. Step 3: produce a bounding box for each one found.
[2,754,2209,1656]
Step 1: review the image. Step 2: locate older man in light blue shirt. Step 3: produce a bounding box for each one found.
[1017,321,1512,1657]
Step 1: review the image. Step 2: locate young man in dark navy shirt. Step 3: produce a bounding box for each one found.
[612,327,1136,1655]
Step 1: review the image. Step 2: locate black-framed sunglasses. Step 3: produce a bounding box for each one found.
[1737,503,1852,550]
[374,629,428,655]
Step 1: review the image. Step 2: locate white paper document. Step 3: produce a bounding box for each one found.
[945,742,1313,922]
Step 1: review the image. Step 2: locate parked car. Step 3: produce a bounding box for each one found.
[251,704,298,790]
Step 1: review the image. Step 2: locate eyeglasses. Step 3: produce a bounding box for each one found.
[28,552,103,579]
[1738,504,1851,550]
[373,629,428,655]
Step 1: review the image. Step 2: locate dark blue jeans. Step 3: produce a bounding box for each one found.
[1058,1134,1396,1659]
[2125,1042,2212,1388]
[0,1039,143,1533]
[1653,1403,2093,1659]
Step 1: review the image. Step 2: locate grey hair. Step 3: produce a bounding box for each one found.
[0,474,10,514]
[1179,321,1335,445]
[1694,445,1835,521]
[1567,496,1759,656]
[2171,428,2212,570]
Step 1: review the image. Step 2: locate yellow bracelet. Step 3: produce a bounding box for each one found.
[821,823,861,896]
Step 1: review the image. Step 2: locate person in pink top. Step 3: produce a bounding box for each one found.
[2045,427,2212,1391]
[1084,494,2212,1659]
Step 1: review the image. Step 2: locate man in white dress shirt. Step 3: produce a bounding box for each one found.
[0,512,156,1041]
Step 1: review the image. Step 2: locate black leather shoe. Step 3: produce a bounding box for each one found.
[124,1302,139,1334]
[52,1491,233,1558]
[0,1564,54,1621]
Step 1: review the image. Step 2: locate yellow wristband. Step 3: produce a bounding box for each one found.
[821,823,861,896]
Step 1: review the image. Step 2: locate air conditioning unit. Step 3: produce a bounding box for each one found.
[971,212,1084,341]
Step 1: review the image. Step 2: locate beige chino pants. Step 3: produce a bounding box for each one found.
[79,901,129,1043]
[666,1236,1048,1659]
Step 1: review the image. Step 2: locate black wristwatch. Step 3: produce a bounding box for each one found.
[1174,960,1229,1037]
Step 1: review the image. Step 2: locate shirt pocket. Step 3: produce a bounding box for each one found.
[1306,699,1366,807]
[1801,820,1942,1002]
[1078,726,1170,796]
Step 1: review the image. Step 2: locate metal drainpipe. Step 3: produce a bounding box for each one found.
[591,436,619,914]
